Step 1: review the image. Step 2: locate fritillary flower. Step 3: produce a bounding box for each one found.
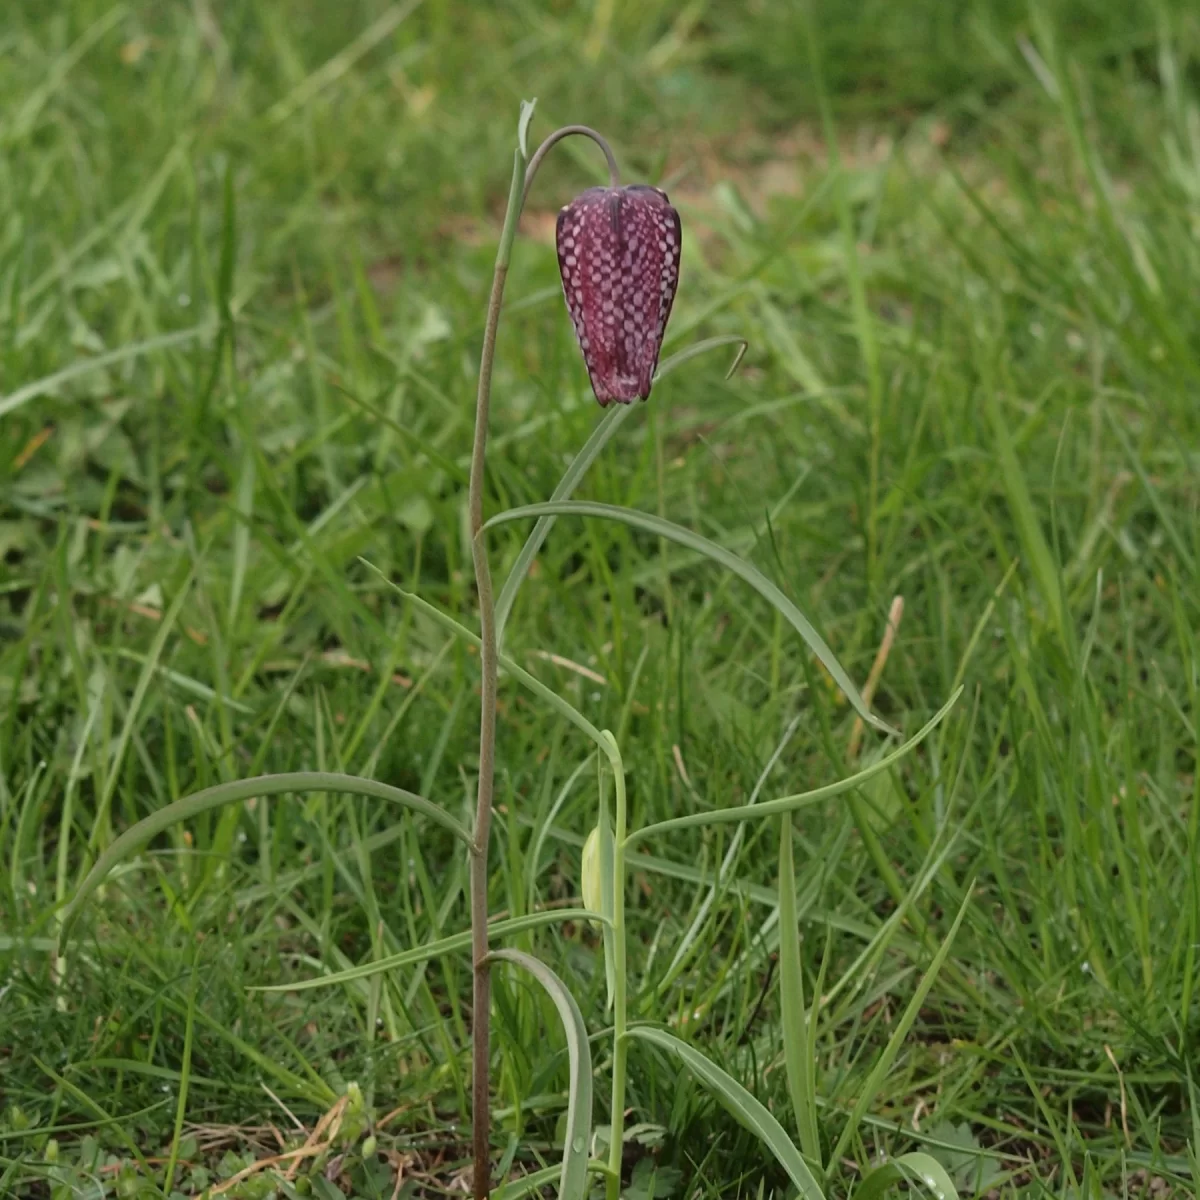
[556,184,682,405]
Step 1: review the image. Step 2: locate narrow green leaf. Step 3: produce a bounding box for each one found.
[828,888,974,1166]
[627,691,960,850]
[657,712,802,998]
[494,334,745,645]
[494,1161,609,1200]
[495,1164,562,1200]
[361,560,608,751]
[163,952,200,1195]
[331,379,469,484]
[779,814,821,1162]
[58,772,470,950]
[855,1152,961,1200]
[655,334,748,382]
[1105,404,1196,574]
[494,404,635,643]
[518,98,537,160]
[227,446,257,629]
[489,950,592,1200]
[0,326,215,419]
[625,1027,824,1200]
[252,908,605,992]
[983,388,1065,636]
[485,501,892,733]
[89,566,197,850]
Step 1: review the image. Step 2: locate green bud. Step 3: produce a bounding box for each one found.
[581,825,602,919]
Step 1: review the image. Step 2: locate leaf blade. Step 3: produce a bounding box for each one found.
[828,889,974,1166]
[485,501,892,733]
[779,814,821,1162]
[856,1152,961,1200]
[490,950,592,1200]
[626,691,960,850]
[625,1027,824,1200]
[252,909,605,992]
[58,772,470,950]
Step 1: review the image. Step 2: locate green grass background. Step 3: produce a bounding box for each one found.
[1,0,1199,1195]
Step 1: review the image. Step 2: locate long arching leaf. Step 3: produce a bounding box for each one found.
[493,335,747,644]
[626,691,960,850]
[625,1027,824,1200]
[251,908,606,992]
[490,950,593,1200]
[485,501,892,734]
[855,1152,960,1200]
[58,772,469,950]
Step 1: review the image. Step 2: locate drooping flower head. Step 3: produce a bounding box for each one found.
[556,184,681,406]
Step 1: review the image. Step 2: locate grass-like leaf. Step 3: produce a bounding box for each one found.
[494,1162,609,1200]
[625,1026,824,1200]
[361,560,608,751]
[58,772,469,950]
[494,404,634,644]
[827,888,973,1166]
[779,814,821,1162]
[0,325,215,419]
[626,690,959,850]
[252,908,605,992]
[485,501,892,734]
[983,384,1065,638]
[494,335,747,645]
[489,949,592,1200]
[855,1152,960,1200]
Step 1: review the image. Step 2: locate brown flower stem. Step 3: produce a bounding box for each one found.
[468,114,620,1200]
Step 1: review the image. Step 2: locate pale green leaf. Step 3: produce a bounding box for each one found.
[625,1027,824,1200]
[627,691,960,850]
[490,950,592,1200]
[485,501,892,734]
[251,908,605,992]
[855,1152,960,1200]
[58,772,469,950]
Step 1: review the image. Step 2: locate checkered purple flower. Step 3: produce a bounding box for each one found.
[556,185,682,406]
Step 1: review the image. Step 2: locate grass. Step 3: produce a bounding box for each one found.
[2,0,1199,1196]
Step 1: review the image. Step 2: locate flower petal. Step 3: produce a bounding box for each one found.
[556,185,681,405]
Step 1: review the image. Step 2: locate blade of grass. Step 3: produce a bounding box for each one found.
[361,560,609,752]
[780,812,820,1163]
[827,885,973,1166]
[494,335,747,644]
[983,384,1065,638]
[0,325,216,419]
[162,949,200,1195]
[87,564,196,854]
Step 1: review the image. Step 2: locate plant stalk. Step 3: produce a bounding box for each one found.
[468,117,620,1200]
[469,146,526,1200]
[606,743,629,1200]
